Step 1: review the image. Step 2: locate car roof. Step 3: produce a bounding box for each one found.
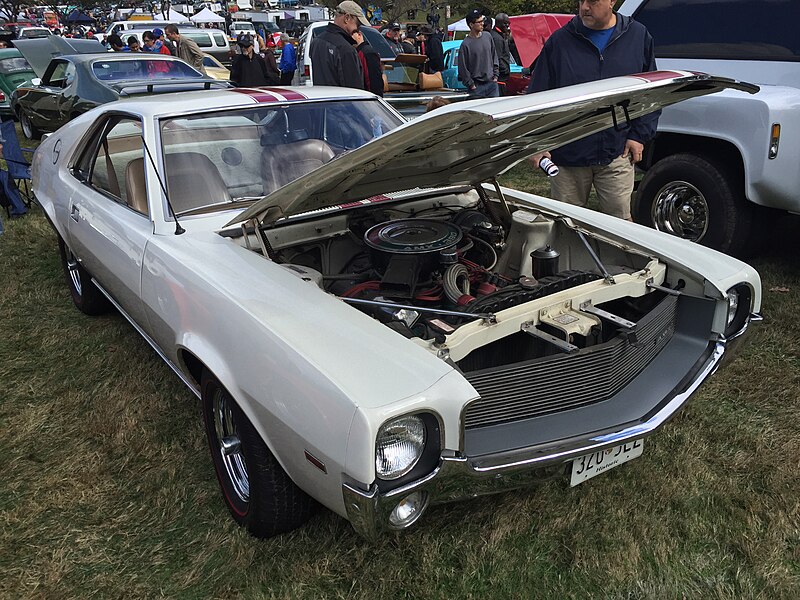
[100,86,377,118]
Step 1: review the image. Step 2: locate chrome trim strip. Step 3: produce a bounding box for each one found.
[92,278,201,398]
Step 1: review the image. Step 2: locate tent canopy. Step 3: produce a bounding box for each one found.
[157,8,190,23]
[66,10,94,24]
[190,7,224,23]
[447,18,468,31]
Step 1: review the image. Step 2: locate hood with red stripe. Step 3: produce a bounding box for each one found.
[228,71,757,227]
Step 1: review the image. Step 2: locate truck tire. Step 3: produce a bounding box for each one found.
[201,372,316,538]
[633,153,753,256]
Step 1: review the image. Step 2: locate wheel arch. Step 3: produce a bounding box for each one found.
[644,132,745,184]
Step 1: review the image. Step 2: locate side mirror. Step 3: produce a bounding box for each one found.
[31,77,41,86]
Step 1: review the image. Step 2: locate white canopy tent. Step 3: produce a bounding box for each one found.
[190,7,225,23]
[159,8,190,23]
[447,18,468,32]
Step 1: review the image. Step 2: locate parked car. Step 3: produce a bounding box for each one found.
[123,27,232,67]
[15,26,53,39]
[32,73,761,540]
[0,48,36,117]
[441,39,527,94]
[202,53,230,80]
[11,37,227,139]
[618,0,800,255]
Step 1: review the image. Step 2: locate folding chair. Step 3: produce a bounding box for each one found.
[0,168,27,220]
[0,120,35,205]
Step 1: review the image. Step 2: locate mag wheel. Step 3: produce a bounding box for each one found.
[20,111,41,141]
[58,238,111,315]
[201,372,315,538]
[633,153,753,256]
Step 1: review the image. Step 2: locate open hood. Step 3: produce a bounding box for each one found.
[229,71,758,228]
[13,37,105,79]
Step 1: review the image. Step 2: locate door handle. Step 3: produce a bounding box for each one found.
[70,205,80,222]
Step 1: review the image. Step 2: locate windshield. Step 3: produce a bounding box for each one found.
[158,99,404,215]
[0,57,33,74]
[92,58,203,81]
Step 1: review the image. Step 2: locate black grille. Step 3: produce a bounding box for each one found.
[463,295,678,429]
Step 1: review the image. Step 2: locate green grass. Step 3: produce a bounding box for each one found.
[1,168,799,598]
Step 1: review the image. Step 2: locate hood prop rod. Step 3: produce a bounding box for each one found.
[575,229,615,285]
[340,296,497,324]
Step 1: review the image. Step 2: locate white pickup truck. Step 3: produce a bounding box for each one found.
[618,0,799,255]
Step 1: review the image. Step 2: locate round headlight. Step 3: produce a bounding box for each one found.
[726,288,740,327]
[375,415,426,480]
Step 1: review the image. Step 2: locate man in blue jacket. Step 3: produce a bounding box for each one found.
[528,0,658,220]
[279,33,296,85]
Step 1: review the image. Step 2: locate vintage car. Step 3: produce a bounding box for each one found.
[11,37,227,140]
[0,48,37,117]
[33,74,762,540]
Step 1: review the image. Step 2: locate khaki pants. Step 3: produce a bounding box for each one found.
[549,155,634,220]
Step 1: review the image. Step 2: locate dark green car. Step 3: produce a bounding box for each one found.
[0,48,36,117]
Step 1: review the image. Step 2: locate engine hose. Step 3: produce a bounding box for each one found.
[474,184,509,238]
[469,235,498,271]
[443,263,471,304]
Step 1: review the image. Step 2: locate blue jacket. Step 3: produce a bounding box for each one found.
[528,14,659,167]
[279,41,296,72]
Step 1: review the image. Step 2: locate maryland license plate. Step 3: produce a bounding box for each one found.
[570,439,644,486]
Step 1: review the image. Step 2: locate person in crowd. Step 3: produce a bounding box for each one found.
[153,27,176,56]
[230,33,278,86]
[417,24,443,73]
[383,22,404,55]
[127,35,142,52]
[107,33,126,51]
[262,38,281,82]
[351,29,383,96]
[165,24,207,74]
[401,29,416,53]
[528,0,658,220]
[490,13,512,90]
[457,9,499,98]
[425,95,450,112]
[309,1,368,89]
[278,32,297,85]
[143,30,171,55]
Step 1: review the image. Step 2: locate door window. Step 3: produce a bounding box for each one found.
[79,117,148,214]
[43,61,75,87]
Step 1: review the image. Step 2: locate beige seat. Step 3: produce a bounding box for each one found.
[261,139,335,196]
[164,152,232,213]
[125,158,148,215]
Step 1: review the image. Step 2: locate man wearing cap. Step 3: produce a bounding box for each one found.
[165,24,207,74]
[457,10,499,98]
[489,14,512,87]
[417,25,444,73]
[383,22,404,55]
[527,0,658,220]
[310,1,369,89]
[231,33,279,87]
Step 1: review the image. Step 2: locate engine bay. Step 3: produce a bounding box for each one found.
[235,188,674,371]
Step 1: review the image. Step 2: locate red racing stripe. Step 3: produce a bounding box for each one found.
[256,87,308,101]
[633,70,686,83]
[231,87,280,103]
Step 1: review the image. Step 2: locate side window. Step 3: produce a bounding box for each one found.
[43,60,69,87]
[635,0,800,60]
[84,117,148,215]
[213,33,226,46]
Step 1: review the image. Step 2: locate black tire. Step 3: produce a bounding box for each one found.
[201,372,315,538]
[633,153,754,256]
[58,237,111,315]
[19,111,42,141]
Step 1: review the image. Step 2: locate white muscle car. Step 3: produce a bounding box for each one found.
[33,75,762,540]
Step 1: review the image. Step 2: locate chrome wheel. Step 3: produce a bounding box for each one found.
[651,180,709,242]
[212,388,249,503]
[65,250,82,297]
[20,112,35,140]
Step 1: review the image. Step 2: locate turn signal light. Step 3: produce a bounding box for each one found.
[303,65,310,77]
[769,123,780,159]
[0,91,5,101]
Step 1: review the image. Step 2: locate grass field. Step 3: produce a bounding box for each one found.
[1,164,799,599]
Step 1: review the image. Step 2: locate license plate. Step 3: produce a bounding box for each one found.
[570,439,644,486]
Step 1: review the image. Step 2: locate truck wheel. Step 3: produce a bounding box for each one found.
[58,237,111,315]
[633,154,753,256]
[201,372,315,538]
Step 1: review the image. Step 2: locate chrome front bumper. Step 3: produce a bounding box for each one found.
[342,313,761,540]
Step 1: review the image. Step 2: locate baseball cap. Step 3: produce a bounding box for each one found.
[153,27,164,37]
[336,1,371,27]
[466,9,484,25]
[388,21,401,30]
[237,32,253,47]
